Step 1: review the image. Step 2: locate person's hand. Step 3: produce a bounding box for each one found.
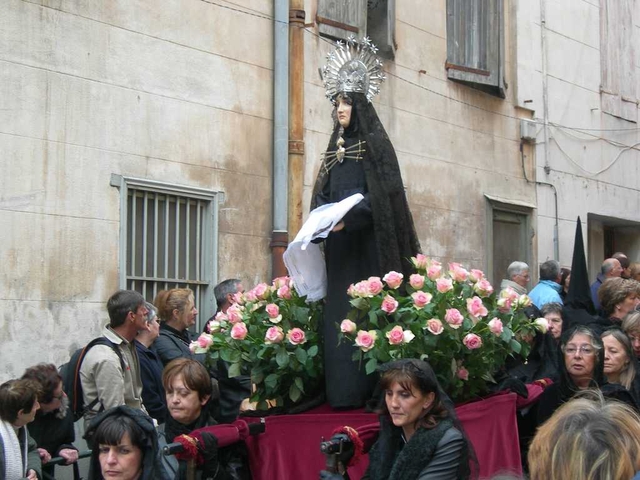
[38,447,51,463]
[332,221,345,232]
[27,469,38,480]
[59,448,79,464]
[198,432,219,480]
[320,471,345,479]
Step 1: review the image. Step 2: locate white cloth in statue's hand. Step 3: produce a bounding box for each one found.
[284,193,364,301]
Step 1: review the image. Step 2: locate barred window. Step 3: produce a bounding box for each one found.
[111,175,221,330]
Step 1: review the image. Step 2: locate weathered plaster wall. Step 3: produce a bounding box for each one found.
[302,0,537,278]
[517,0,640,272]
[0,0,273,381]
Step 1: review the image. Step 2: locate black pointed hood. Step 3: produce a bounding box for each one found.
[565,217,595,313]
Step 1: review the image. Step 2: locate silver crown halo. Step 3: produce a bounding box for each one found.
[322,35,386,104]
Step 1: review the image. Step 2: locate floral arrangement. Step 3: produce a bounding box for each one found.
[190,277,323,410]
[339,255,548,402]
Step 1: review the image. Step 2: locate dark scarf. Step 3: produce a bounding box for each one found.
[367,416,454,480]
[164,405,215,443]
[311,93,421,281]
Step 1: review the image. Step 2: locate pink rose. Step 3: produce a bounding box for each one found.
[411,291,432,309]
[412,254,429,270]
[436,278,453,293]
[518,294,532,308]
[466,296,488,322]
[230,322,248,340]
[386,325,405,345]
[340,319,357,334]
[448,263,469,282]
[197,333,213,349]
[381,295,399,314]
[534,318,549,334]
[231,291,245,305]
[444,308,464,329]
[352,281,373,298]
[253,283,271,300]
[425,319,444,335]
[277,285,292,300]
[227,304,244,324]
[463,333,483,350]
[265,303,280,319]
[189,340,199,354]
[474,279,494,297]
[244,290,258,303]
[354,330,378,352]
[488,317,503,336]
[367,277,384,295]
[287,328,307,345]
[383,271,404,290]
[272,276,290,289]
[457,367,469,381]
[469,269,485,283]
[264,326,285,344]
[207,320,221,333]
[214,311,229,322]
[427,262,443,280]
[500,287,519,303]
[409,274,425,289]
[497,298,513,313]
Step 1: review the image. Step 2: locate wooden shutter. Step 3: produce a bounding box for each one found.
[446,0,505,98]
[367,0,396,59]
[600,0,637,122]
[317,0,367,41]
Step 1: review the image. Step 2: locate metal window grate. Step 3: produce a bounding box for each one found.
[112,175,220,329]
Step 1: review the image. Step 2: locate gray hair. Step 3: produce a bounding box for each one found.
[144,302,157,323]
[541,302,563,317]
[507,261,529,279]
[601,328,636,390]
[602,258,620,275]
[214,278,242,308]
[540,260,561,281]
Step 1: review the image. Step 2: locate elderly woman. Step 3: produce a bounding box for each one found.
[0,379,42,480]
[529,392,640,480]
[598,277,640,326]
[601,328,640,403]
[322,359,475,480]
[153,289,202,366]
[21,364,78,478]
[85,405,169,480]
[161,358,251,480]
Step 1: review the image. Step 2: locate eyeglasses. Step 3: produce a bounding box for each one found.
[562,345,597,356]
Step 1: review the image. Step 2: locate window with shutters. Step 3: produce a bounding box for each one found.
[446,0,505,98]
[110,175,221,331]
[600,0,637,123]
[317,0,396,59]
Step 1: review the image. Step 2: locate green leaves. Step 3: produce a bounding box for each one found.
[365,358,378,375]
[276,347,290,368]
[228,362,242,378]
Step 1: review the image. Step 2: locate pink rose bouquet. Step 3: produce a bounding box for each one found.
[340,256,541,402]
[193,276,323,409]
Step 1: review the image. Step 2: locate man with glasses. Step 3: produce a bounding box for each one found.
[500,261,531,296]
[79,290,149,429]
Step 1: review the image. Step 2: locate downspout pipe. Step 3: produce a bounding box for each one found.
[270,0,289,279]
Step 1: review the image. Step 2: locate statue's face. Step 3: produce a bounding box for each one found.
[337,97,352,128]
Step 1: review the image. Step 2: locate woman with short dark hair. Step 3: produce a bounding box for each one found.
[85,405,169,480]
[0,378,42,480]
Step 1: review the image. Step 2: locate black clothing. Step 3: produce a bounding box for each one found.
[136,340,168,424]
[85,405,170,480]
[153,323,206,366]
[163,403,251,480]
[27,406,76,478]
[311,93,420,408]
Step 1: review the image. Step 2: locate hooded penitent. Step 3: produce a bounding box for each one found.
[311,37,421,408]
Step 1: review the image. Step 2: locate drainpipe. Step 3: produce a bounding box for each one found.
[288,2,305,243]
[270,0,290,279]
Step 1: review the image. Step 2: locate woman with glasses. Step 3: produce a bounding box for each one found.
[536,325,636,426]
[21,363,79,479]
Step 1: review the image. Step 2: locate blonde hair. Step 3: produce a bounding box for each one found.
[622,311,640,337]
[528,392,640,480]
[154,288,194,323]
